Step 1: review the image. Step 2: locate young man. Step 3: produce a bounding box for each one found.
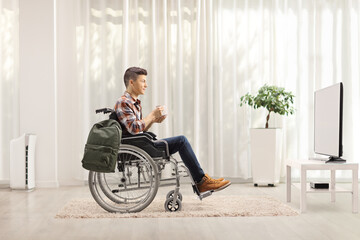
[114,67,231,193]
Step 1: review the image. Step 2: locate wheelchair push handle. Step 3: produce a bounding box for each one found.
[95,108,114,114]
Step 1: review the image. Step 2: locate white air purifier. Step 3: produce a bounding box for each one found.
[10,134,37,190]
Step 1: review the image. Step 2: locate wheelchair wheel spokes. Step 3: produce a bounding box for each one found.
[89,144,159,213]
[98,160,153,202]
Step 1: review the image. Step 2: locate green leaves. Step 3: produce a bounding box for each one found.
[240,84,295,128]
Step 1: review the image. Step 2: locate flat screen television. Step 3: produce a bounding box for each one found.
[314,82,345,163]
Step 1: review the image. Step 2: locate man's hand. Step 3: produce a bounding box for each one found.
[143,106,165,131]
[153,107,163,119]
[154,106,166,123]
[154,115,167,123]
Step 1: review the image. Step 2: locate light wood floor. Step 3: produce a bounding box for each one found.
[1,182,360,240]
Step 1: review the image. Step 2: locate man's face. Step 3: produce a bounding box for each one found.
[130,74,147,95]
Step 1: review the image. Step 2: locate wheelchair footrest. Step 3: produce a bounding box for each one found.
[171,171,189,177]
[198,190,213,200]
[191,184,213,200]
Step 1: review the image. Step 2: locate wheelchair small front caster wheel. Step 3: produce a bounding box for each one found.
[166,190,183,201]
[164,197,182,212]
[254,183,258,187]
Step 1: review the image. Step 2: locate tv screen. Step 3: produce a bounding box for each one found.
[314,82,344,162]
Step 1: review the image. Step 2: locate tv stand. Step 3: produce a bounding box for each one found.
[286,159,358,213]
[326,156,346,163]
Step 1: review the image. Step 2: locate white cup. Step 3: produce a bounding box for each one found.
[156,105,167,116]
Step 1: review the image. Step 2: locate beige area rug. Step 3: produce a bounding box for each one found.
[55,195,298,219]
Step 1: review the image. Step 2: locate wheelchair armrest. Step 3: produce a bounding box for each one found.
[122,133,153,141]
[143,131,157,140]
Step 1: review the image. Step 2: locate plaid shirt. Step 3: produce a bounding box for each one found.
[114,91,145,135]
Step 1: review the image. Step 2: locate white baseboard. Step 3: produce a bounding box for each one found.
[1,179,60,189]
[58,179,87,186]
[35,180,59,188]
[0,179,10,189]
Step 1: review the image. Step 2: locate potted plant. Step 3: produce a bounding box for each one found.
[240,85,295,186]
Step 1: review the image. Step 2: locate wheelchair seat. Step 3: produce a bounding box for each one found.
[121,134,169,159]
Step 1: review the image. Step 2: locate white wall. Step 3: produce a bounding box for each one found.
[19,0,58,187]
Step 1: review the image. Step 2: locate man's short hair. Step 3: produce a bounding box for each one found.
[124,67,147,88]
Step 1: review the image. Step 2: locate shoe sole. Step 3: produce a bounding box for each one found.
[213,182,231,192]
[198,182,232,194]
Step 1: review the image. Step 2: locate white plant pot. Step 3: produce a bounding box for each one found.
[250,128,282,186]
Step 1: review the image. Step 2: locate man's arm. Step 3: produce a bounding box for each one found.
[144,114,167,131]
[116,102,146,134]
[116,102,162,134]
[143,114,155,131]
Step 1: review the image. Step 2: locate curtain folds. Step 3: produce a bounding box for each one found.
[0,0,18,182]
[72,0,360,180]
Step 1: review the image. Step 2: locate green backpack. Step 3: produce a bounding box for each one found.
[81,119,122,172]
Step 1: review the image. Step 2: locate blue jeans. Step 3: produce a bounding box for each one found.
[154,135,205,183]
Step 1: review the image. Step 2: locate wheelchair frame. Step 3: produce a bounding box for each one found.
[88,108,213,213]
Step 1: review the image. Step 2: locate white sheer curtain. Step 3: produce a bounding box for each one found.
[73,0,360,180]
[0,0,18,183]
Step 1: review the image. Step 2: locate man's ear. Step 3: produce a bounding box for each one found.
[129,79,134,87]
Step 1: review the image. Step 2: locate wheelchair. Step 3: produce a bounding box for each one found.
[88,108,213,213]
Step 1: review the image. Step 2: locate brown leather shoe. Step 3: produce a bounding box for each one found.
[205,173,224,182]
[197,174,231,193]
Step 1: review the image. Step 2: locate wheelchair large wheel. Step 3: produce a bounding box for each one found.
[88,144,159,213]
